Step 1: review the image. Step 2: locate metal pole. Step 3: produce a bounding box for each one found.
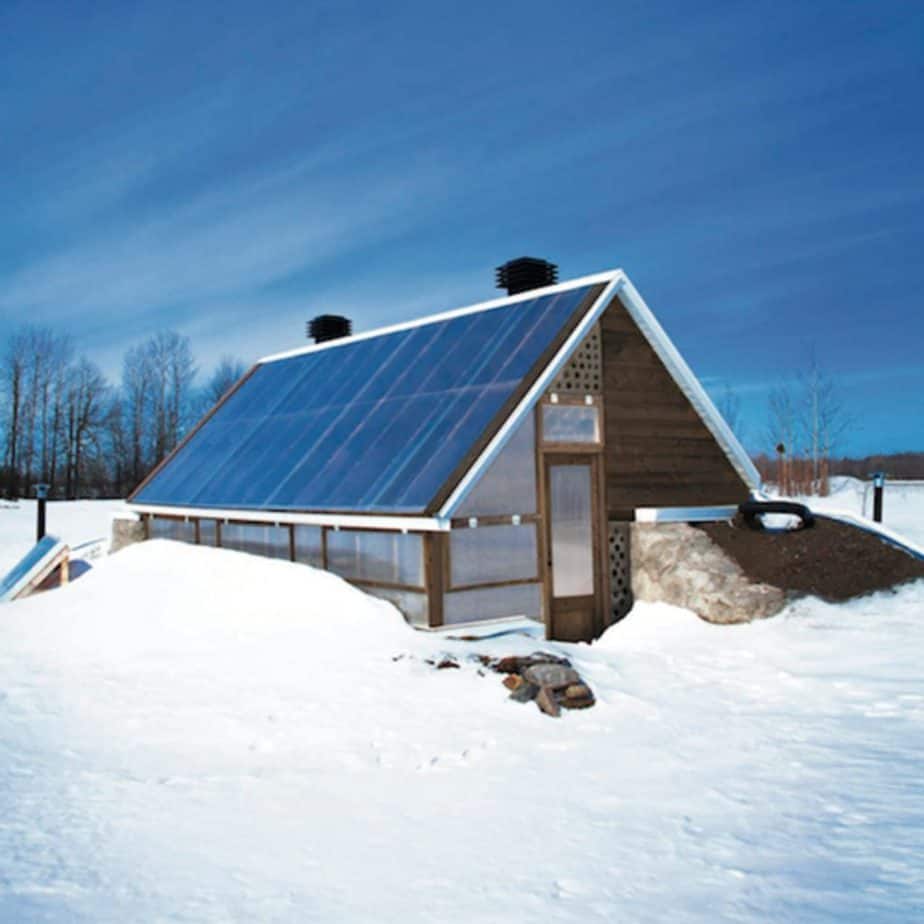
[872,472,885,524]
[34,483,49,542]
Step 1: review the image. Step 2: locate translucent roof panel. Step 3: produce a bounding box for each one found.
[133,283,600,514]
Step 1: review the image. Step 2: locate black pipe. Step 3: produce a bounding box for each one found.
[738,499,815,530]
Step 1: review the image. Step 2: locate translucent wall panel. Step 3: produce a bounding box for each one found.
[449,524,538,587]
[326,530,424,587]
[548,464,594,596]
[443,583,542,625]
[293,525,323,567]
[220,523,291,560]
[198,520,219,546]
[149,517,196,543]
[132,283,599,513]
[541,404,600,443]
[363,587,429,627]
[455,413,536,517]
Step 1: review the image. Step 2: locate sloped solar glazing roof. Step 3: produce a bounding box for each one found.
[133,283,599,514]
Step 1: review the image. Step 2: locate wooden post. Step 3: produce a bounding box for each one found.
[426,533,446,628]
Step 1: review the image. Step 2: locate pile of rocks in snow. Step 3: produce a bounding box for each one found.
[491,653,595,717]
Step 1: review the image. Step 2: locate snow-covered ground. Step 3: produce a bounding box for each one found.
[0,499,126,575]
[1,502,923,921]
[793,476,924,547]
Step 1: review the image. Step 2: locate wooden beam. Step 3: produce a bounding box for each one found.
[425,532,446,628]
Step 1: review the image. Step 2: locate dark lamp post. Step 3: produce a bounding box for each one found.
[34,483,49,542]
[871,472,885,524]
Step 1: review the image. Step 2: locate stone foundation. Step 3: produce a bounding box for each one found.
[630,522,786,624]
[111,513,145,554]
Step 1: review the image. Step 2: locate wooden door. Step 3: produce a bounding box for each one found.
[543,454,604,642]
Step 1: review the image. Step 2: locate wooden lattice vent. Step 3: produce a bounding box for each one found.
[608,522,633,622]
[551,324,602,394]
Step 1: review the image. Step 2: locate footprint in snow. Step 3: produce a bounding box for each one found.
[553,878,590,899]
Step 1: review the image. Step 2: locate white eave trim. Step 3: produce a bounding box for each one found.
[439,268,761,520]
[259,269,624,364]
[617,277,762,491]
[439,272,625,519]
[128,504,450,533]
[635,506,740,523]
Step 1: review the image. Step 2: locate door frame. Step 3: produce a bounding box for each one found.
[539,450,609,641]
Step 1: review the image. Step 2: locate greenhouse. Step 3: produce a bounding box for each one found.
[128,260,759,641]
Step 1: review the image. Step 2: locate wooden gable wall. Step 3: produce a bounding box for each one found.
[601,296,750,516]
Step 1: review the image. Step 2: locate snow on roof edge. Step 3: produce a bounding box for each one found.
[258,269,623,365]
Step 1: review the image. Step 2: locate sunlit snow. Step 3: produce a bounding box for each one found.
[0,499,922,922]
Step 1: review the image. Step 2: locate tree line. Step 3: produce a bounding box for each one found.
[1,326,245,500]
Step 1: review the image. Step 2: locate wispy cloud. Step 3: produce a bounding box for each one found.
[1,155,454,324]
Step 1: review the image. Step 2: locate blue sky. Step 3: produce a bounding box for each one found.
[1,0,922,455]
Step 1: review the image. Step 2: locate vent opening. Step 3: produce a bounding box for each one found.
[495,257,559,296]
[307,315,352,344]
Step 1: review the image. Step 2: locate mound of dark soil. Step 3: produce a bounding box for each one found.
[697,516,924,603]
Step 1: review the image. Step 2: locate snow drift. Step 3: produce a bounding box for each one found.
[1,538,923,921]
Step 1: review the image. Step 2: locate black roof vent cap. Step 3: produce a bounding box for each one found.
[495,257,559,296]
[307,314,352,344]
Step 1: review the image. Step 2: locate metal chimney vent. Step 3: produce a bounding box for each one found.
[307,314,352,344]
[495,257,558,296]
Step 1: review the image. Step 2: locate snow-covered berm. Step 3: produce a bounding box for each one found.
[1,533,923,922]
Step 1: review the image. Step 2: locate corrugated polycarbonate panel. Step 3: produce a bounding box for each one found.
[134,284,597,513]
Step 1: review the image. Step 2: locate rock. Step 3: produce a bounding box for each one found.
[509,682,539,703]
[494,656,527,674]
[529,651,572,667]
[561,683,595,709]
[630,522,787,624]
[492,652,572,675]
[535,686,561,717]
[436,657,459,670]
[523,663,581,690]
[110,514,145,554]
[503,674,524,691]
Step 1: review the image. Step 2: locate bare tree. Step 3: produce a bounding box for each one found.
[63,358,108,498]
[798,353,849,496]
[1,330,28,496]
[121,343,152,488]
[766,383,799,495]
[118,331,197,491]
[766,355,850,497]
[717,381,744,445]
[1,326,73,496]
[203,355,247,408]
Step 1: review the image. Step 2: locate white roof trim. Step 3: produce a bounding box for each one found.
[440,269,761,519]
[439,273,625,518]
[617,277,762,490]
[259,269,623,365]
[635,506,739,523]
[128,504,450,533]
